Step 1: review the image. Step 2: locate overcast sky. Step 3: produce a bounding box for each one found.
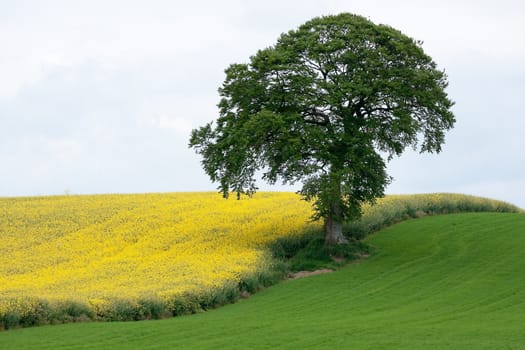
[1,0,524,208]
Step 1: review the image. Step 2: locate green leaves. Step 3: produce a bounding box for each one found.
[189,13,455,229]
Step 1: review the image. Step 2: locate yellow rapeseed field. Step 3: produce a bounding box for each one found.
[0,192,318,315]
[1,191,520,327]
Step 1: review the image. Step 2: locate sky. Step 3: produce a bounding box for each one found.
[1,0,524,208]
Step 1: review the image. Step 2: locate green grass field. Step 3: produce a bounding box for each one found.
[2,212,524,349]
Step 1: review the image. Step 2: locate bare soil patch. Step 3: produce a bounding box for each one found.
[288,269,334,279]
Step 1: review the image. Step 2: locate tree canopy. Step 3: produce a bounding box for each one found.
[189,13,455,244]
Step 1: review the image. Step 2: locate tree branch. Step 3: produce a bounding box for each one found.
[302,108,331,126]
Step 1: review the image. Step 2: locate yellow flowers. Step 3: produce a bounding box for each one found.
[1,191,519,328]
[0,192,318,317]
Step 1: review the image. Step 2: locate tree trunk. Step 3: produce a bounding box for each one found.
[324,216,348,245]
[324,200,349,245]
[323,168,349,245]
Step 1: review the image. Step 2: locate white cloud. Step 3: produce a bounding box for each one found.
[152,114,193,136]
[44,137,83,163]
[0,0,250,100]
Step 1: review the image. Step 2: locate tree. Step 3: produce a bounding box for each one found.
[189,13,455,245]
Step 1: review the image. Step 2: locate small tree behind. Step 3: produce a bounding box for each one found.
[189,13,455,245]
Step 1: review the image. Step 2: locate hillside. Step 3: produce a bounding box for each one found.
[0,192,521,330]
[1,212,524,349]
[0,192,317,326]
